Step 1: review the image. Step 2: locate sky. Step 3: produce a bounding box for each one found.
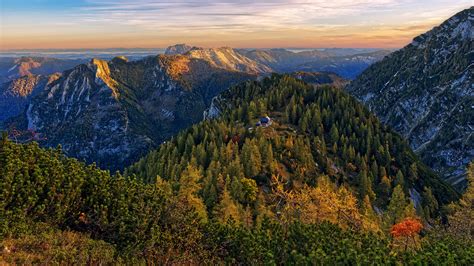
[0,0,472,50]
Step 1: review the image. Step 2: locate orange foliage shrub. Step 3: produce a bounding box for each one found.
[391,218,423,238]
[390,218,423,251]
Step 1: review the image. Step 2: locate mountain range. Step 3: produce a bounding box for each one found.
[6,55,257,170]
[0,8,472,185]
[165,44,391,79]
[0,48,357,170]
[0,57,87,83]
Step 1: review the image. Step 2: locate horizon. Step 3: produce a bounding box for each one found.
[0,46,391,52]
[1,1,472,50]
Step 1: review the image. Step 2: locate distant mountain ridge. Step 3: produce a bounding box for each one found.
[0,57,87,83]
[163,44,391,79]
[347,7,473,189]
[185,46,273,74]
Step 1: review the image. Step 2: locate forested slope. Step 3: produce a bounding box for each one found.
[127,75,458,217]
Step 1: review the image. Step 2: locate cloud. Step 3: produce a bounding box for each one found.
[1,0,472,49]
[78,0,399,32]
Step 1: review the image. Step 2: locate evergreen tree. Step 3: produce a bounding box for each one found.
[359,170,375,200]
[394,170,405,188]
[384,185,408,227]
[421,187,438,219]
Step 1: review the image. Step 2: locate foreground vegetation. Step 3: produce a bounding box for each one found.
[1,125,472,264]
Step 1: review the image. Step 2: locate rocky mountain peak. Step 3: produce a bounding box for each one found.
[165,44,195,55]
[88,58,120,98]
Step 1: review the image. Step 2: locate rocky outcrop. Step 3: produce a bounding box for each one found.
[347,7,474,189]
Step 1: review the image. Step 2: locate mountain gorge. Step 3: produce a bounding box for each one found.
[347,7,473,189]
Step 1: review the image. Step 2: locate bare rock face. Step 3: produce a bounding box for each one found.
[347,7,474,189]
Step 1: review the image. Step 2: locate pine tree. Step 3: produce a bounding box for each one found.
[242,140,262,178]
[240,177,258,204]
[378,175,392,200]
[421,187,438,219]
[384,185,408,227]
[408,163,418,182]
[254,190,273,227]
[359,170,375,201]
[446,162,474,241]
[361,195,380,232]
[330,124,339,144]
[394,170,405,188]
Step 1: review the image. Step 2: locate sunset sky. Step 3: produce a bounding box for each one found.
[0,0,471,50]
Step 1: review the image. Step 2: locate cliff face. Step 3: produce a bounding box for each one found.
[12,55,255,170]
[347,8,474,189]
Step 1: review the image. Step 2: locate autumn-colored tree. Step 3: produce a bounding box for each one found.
[361,195,381,232]
[240,177,258,204]
[177,164,208,223]
[270,174,367,230]
[213,185,242,225]
[446,162,474,241]
[390,218,423,251]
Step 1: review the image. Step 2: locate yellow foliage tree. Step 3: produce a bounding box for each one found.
[178,165,208,223]
[213,186,242,225]
[270,175,379,231]
[447,162,474,241]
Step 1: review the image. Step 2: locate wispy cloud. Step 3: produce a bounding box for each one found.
[79,0,398,32]
[1,0,472,49]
